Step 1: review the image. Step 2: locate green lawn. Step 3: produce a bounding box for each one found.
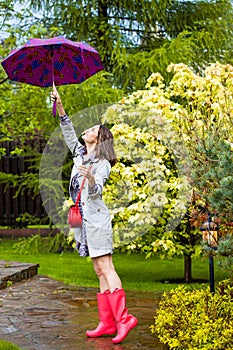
[0,238,228,292]
[0,340,22,350]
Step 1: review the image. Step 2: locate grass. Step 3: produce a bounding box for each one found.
[0,340,22,350]
[0,238,229,292]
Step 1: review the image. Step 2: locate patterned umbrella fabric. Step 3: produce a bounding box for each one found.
[1,36,104,87]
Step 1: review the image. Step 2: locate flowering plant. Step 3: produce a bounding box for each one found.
[62,198,74,211]
[62,198,76,248]
[102,62,233,260]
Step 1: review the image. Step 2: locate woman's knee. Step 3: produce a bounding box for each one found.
[92,256,112,277]
[93,264,104,277]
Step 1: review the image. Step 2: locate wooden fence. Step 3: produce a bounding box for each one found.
[0,138,48,227]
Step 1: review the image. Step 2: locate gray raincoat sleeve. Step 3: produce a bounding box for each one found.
[60,120,83,156]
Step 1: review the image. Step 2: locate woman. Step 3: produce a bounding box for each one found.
[50,87,138,344]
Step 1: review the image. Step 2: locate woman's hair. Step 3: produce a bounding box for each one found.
[96,125,117,166]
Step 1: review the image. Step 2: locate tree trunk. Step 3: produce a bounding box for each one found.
[97,0,110,67]
[184,253,192,283]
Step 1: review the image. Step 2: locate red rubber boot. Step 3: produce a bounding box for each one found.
[108,288,138,344]
[86,291,117,337]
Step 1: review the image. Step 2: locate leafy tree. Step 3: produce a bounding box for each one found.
[1,0,232,138]
[103,62,233,282]
[0,0,15,38]
[166,62,233,222]
[1,0,233,138]
[5,0,233,91]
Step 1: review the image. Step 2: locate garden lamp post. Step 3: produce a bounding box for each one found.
[201,214,218,293]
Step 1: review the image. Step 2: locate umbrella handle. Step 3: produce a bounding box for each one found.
[52,81,56,116]
[53,100,56,117]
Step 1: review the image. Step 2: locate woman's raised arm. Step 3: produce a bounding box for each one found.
[50,86,82,155]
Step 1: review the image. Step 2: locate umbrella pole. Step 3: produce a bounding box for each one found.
[52,81,57,117]
[50,51,57,117]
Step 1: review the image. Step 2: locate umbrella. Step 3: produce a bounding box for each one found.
[1,36,104,115]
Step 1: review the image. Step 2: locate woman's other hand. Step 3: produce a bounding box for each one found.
[78,165,95,187]
[78,165,93,179]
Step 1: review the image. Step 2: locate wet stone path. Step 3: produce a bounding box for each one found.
[0,266,167,350]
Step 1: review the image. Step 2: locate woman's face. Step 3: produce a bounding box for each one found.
[82,125,100,144]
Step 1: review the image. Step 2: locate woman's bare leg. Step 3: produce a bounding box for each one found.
[86,254,119,337]
[90,254,137,343]
[92,254,122,293]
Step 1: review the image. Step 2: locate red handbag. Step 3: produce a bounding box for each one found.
[68,203,83,228]
[67,166,92,228]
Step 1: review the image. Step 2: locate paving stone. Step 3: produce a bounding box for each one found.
[0,264,168,350]
[0,260,39,289]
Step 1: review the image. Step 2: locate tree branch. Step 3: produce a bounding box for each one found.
[0,77,8,84]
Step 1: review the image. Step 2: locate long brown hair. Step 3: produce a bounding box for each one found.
[96,125,117,166]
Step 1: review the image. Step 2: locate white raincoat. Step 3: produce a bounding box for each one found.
[60,120,113,258]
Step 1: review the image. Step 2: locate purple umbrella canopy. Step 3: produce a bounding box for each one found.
[1,36,104,87]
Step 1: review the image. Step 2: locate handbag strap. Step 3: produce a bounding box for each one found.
[75,165,92,206]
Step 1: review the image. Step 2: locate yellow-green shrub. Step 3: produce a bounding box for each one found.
[151,280,233,350]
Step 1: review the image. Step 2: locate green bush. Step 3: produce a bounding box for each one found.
[0,340,22,350]
[217,234,233,276]
[151,280,233,350]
